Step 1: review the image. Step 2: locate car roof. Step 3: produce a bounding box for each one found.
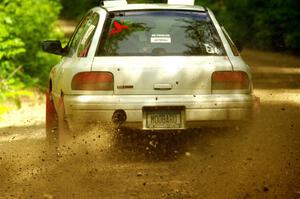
[102,3,206,12]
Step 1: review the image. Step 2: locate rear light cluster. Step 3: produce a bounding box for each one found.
[72,72,113,91]
[212,71,249,91]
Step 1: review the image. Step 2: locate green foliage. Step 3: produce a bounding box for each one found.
[61,0,300,53]
[196,0,300,54]
[60,0,167,19]
[0,0,63,107]
[60,0,99,19]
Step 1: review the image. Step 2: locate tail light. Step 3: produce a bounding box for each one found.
[212,71,249,91]
[72,72,113,91]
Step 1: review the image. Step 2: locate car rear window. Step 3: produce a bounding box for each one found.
[97,10,225,56]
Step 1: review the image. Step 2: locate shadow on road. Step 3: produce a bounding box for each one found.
[242,49,300,89]
[253,73,300,89]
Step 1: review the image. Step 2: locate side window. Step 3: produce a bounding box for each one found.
[67,12,92,57]
[77,13,99,57]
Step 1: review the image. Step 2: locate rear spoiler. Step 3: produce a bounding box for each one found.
[168,0,195,5]
[100,0,127,7]
[100,0,195,7]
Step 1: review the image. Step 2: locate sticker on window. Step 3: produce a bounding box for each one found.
[151,34,172,43]
[204,43,221,54]
[81,25,96,45]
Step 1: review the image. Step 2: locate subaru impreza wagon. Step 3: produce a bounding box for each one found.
[42,0,259,145]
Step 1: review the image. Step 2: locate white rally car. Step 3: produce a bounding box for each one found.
[42,0,259,145]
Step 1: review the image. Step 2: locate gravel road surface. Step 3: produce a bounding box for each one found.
[0,50,300,199]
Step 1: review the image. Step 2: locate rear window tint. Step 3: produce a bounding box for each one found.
[97,10,225,56]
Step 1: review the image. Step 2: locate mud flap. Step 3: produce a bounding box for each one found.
[46,92,56,130]
[57,96,72,146]
[46,92,58,144]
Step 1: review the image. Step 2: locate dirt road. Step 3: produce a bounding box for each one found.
[0,50,300,199]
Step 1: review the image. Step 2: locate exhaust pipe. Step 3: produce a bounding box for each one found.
[112,110,127,126]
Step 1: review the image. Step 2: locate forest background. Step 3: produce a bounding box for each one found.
[0,0,299,112]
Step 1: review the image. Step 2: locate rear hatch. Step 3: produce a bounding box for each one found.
[92,10,232,95]
[91,56,232,95]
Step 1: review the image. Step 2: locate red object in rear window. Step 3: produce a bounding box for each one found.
[72,72,114,91]
[110,21,129,36]
[212,71,249,90]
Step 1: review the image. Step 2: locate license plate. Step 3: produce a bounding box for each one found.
[144,109,184,129]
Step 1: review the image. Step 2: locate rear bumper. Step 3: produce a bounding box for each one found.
[63,94,257,129]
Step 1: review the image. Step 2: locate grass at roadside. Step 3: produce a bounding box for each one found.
[0,106,13,116]
[0,90,43,119]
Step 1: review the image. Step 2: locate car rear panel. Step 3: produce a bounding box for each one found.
[63,93,254,130]
[91,56,233,95]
